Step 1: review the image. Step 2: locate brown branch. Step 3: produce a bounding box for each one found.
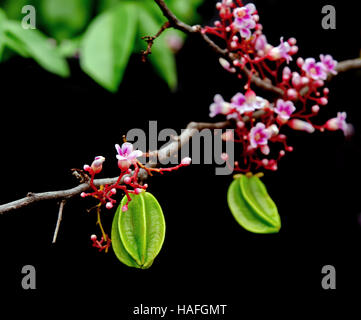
[0,121,232,215]
[0,173,143,215]
[327,58,361,80]
[335,58,361,73]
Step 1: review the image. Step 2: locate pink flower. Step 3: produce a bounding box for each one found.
[249,123,271,149]
[268,37,292,64]
[209,94,232,117]
[320,54,337,75]
[233,4,256,39]
[324,112,353,136]
[91,156,105,174]
[302,58,327,80]
[115,142,142,170]
[231,90,268,114]
[254,35,269,54]
[274,99,296,123]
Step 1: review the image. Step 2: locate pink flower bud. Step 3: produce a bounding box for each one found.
[143,184,148,189]
[287,88,298,100]
[222,130,234,141]
[124,176,131,184]
[91,156,105,174]
[80,192,87,198]
[282,67,291,81]
[301,77,309,86]
[111,188,117,195]
[267,124,279,137]
[135,188,142,195]
[90,234,97,241]
[221,153,229,161]
[319,97,328,105]
[288,119,315,133]
[288,37,297,46]
[290,46,298,55]
[237,121,245,128]
[296,57,304,67]
[279,150,285,157]
[83,164,91,172]
[260,145,270,155]
[312,105,320,113]
[314,80,324,87]
[292,72,301,87]
[106,202,113,209]
[122,205,128,212]
[181,157,192,165]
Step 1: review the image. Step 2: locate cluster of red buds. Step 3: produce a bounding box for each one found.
[204,0,353,172]
[81,142,191,251]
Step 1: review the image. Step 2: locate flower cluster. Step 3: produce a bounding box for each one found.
[81,142,191,251]
[205,1,353,172]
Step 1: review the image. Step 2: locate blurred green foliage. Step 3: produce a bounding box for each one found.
[0,0,204,91]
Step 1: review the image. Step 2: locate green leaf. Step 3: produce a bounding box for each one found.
[227,175,281,234]
[80,3,137,92]
[0,9,6,61]
[111,192,166,269]
[168,0,201,24]
[3,21,70,77]
[38,0,92,40]
[138,6,177,90]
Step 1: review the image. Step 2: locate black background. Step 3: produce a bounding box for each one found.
[0,0,360,313]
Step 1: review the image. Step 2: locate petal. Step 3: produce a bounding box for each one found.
[240,27,251,39]
[245,3,256,14]
[116,155,127,161]
[121,142,133,155]
[127,150,143,161]
[115,144,121,155]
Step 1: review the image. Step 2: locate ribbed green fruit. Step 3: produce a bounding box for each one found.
[227,174,281,234]
[111,192,166,269]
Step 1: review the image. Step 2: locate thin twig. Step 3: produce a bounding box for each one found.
[52,200,66,244]
[141,21,170,62]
